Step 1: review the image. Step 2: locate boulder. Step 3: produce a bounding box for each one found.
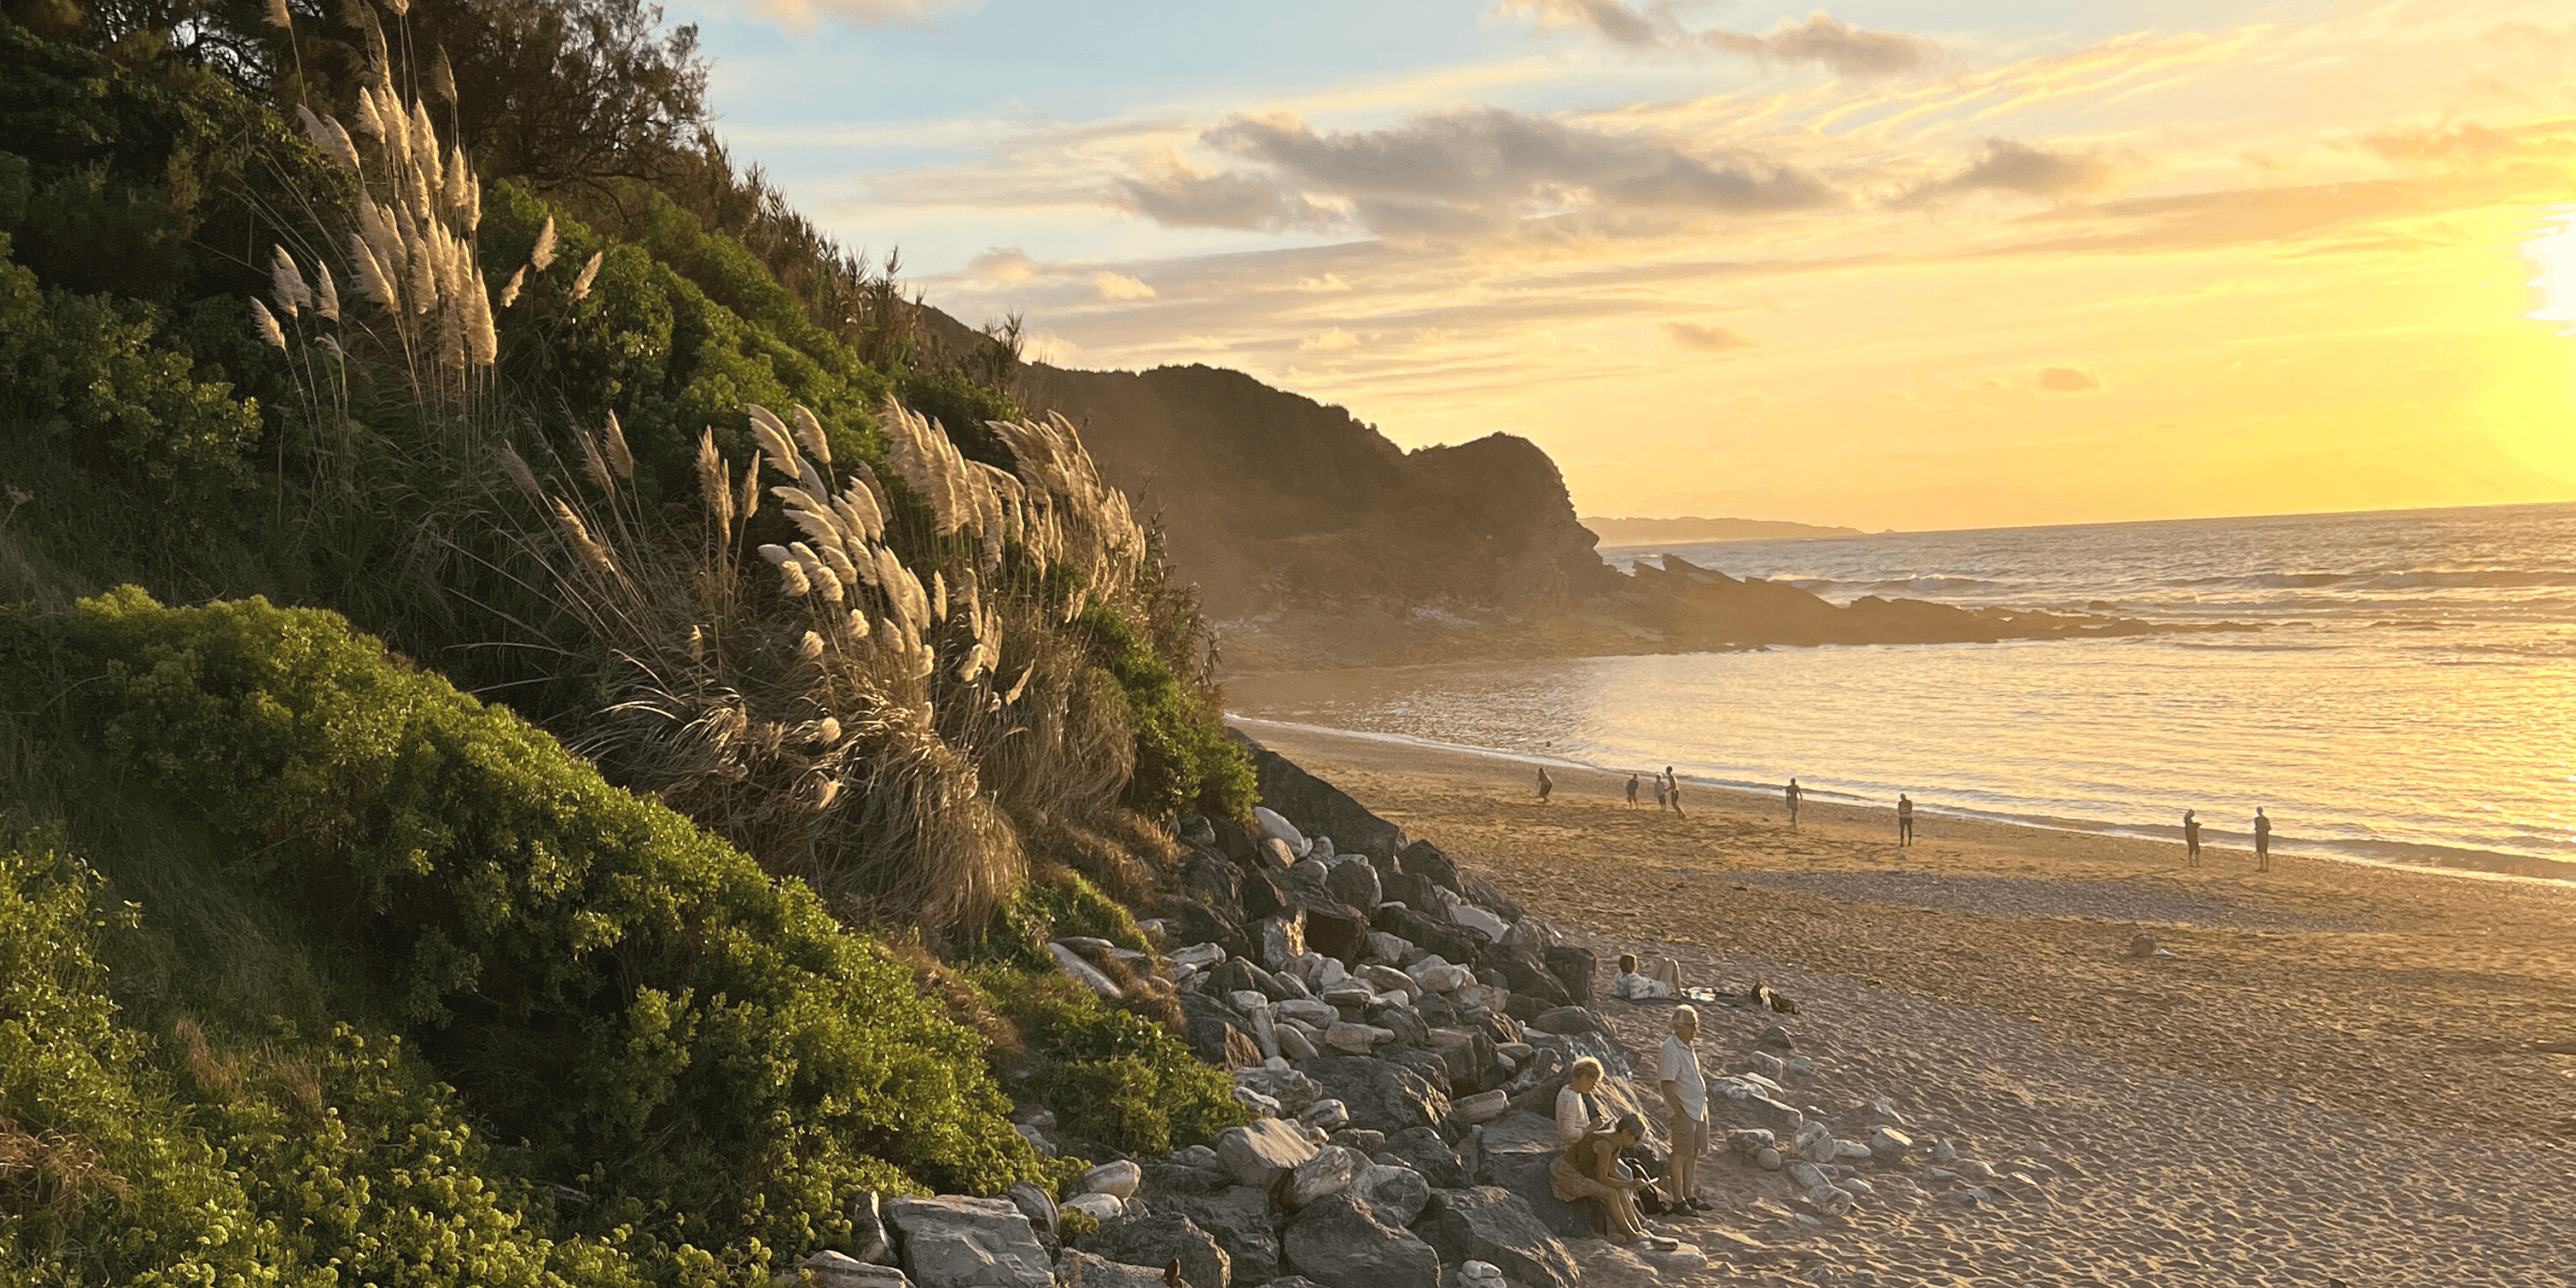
[1285,1145,1364,1209]
[1466,1114,1593,1240]
[1240,870,1290,921]
[1523,1007,1603,1038]
[1255,805,1312,857]
[1324,1022,1392,1054]
[1414,1187,1576,1288]
[1449,903,1511,944]
[1215,1118,1321,1190]
[1282,1193,1440,1288]
[1325,862,1383,915]
[849,1190,898,1266]
[1261,837,1301,871]
[1540,947,1596,1008]
[1368,1002,1430,1049]
[1082,1214,1229,1288]
[1517,1029,1631,1081]
[1254,914,1308,973]
[1149,1187,1281,1284]
[1170,942,1228,970]
[1237,1067,1322,1115]
[1300,1056,1453,1137]
[1372,907,1483,967]
[1245,739,1409,863]
[1049,942,1126,999]
[1424,1028,1499,1094]
[1141,1161,1234,1197]
[1287,858,1333,892]
[1180,855,1243,913]
[1331,1128,1386,1155]
[1738,1096,1802,1134]
[1278,1024,1321,1061]
[1003,1181,1058,1239]
[1053,1249,1164,1288]
[1451,1090,1510,1126]
[1348,1163,1432,1227]
[804,1250,912,1288]
[1395,841,1462,896]
[883,1196,1054,1288]
[1378,1126,1468,1188]
[1081,1161,1143,1199]
[1301,1099,1351,1132]
[1454,870,1525,924]
[1166,899,1251,963]
[1062,1193,1125,1222]
[1290,897,1374,964]
[1210,813,1261,866]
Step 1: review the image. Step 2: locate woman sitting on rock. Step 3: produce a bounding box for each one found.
[1550,1115,1676,1249]
[1555,1057,1613,1145]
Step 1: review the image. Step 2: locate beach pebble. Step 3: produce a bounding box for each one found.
[1742,1051,1787,1081]
[1933,1138,1959,1164]
[1868,1097,1905,1126]
[1757,1147,1784,1170]
[1758,1025,1796,1050]
[1869,1127,1915,1161]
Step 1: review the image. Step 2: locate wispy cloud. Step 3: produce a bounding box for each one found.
[745,0,974,36]
[2033,365,2103,393]
[1704,13,1939,77]
[1663,321,1757,350]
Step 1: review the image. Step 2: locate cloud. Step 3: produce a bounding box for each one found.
[1114,158,1345,233]
[1296,274,1355,293]
[1500,0,1661,46]
[2356,119,2576,168]
[970,247,1039,282]
[1921,138,2130,201]
[1705,13,1936,76]
[2033,365,2102,393]
[745,0,970,34]
[1661,321,1756,350]
[1201,107,1837,237]
[1091,271,1157,302]
[1299,327,1363,352]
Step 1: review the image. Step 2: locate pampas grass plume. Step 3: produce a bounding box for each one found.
[604,411,635,480]
[466,272,498,365]
[569,250,602,303]
[314,262,341,321]
[352,233,398,311]
[697,431,735,529]
[737,461,762,530]
[353,86,384,137]
[269,247,309,318]
[384,0,408,18]
[499,265,525,307]
[530,215,557,271]
[250,297,287,348]
[792,405,830,467]
[265,0,291,28]
[431,45,458,103]
[798,631,825,664]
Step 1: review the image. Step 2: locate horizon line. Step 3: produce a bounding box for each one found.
[1583,496,2576,544]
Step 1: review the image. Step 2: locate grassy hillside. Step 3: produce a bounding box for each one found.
[0,4,1250,1281]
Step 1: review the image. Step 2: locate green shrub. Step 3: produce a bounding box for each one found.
[970,966,1244,1159]
[1,588,1048,1268]
[1079,600,1255,821]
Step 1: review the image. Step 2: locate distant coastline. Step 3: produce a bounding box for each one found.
[1582,514,1866,545]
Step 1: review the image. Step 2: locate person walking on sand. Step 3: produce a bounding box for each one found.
[1626,774,1641,807]
[1658,1007,1711,1213]
[1897,793,1915,847]
[1537,765,1553,803]
[1665,770,1685,817]
[2255,807,2273,872]
[2183,809,2202,867]
[1786,777,1802,829]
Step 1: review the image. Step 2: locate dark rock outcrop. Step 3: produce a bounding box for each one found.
[1281,1193,1441,1288]
[1413,1188,1579,1288]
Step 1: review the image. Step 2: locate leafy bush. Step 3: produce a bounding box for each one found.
[1079,599,1255,821]
[969,967,1244,1159]
[1,588,1049,1267]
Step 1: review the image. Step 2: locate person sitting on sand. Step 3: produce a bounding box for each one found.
[1897,793,1915,847]
[1613,952,1682,1001]
[1537,765,1553,803]
[1550,1115,1673,1248]
[1786,777,1802,829]
[1626,774,1641,806]
[2183,809,2202,866]
[1658,1008,1711,1213]
[2255,807,2272,872]
[1556,1057,1613,1145]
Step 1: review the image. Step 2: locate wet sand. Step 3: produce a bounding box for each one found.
[1236,719,2576,1286]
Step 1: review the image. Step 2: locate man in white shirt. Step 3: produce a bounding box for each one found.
[1658,1006,1711,1212]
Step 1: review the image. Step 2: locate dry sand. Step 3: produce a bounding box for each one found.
[1236,719,2576,1287]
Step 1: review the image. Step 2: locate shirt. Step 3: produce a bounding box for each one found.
[1658,1034,1706,1123]
[1555,1086,1596,1145]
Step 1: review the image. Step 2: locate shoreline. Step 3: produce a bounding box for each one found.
[1228,715,2576,886]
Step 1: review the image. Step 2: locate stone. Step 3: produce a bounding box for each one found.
[1286,1145,1363,1209]
[1757,1147,1784,1170]
[1415,1187,1577,1288]
[1834,1140,1875,1163]
[1248,1007,1283,1062]
[1524,1007,1604,1037]
[1932,1138,1958,1164]
[1726,1128,1776,1156]
[1167,899,1251,965]
[1452,1090,1511,1126]
[1804,1183,1853,1216]
[1302,1099,1352,1132]
[1396,840,1462,895]
[1449,903,1511,944]
[1301,1057,1453,1137]
[1082,1161,1143,1199]
[1787,1161,1828,1190]
[1278,998,1339,1028]
[1740,1096,1803,1134]
[1255,915,1310,973]
[1379,1126,1468,1188]
[1296,899,1374,964]
[1283,1193,1441,1288]
[1082,1214,1229,1288]
[1327,862,1383,915]
[1179,856,1243,914]
[803,1250,912,1288]
[1349,1163,1432,1226]
[1062,1193,1125,1222]
[1256,806,1313,857]
[1372,906,1483,967]
[1331,1128,1386,1155]
[1169,943,1228,970]
[1803,1131,1841,1166]
[1455,870,1526,924]
[1324,1022,1391,1053]
[1756,1024,1796,1050]
[1172,1145,1222,1169]
[1229,989,1272,1015]
[1238,1066,1321,1117]
[1246,742,1410,863]
[1143,1161,1234,1198]
[1278,1025,1321,1062]
[1742,1050,1787,1081]
[883,1196,1054,1288]
[1215,1118,1322,1190]
[1541,946,1596,1007]
[1458,1262,1506,1288]
[1052,1249,1163,1288]
[1013,1123,1055,1158]
[1003,1181,1058,1238]
[1148,1187,1280,1284]
[1425,1028,1500,1094]
[1359,964,1418,998]
[1365,932,1409,962]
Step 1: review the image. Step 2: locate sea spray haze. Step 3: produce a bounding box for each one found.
[1234,502,2576,875]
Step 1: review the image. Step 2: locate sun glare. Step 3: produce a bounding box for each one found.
[2528,210,2576,331]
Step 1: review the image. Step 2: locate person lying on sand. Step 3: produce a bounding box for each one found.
[1613,952,1683,1000]
[1550,1115,1676,1248]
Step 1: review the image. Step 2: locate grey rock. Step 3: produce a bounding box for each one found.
[1324,1022,1392,1053]
[1348,1164,1431,1227]
[1740,1095,1803,1134]
[804,1250,912,1288]
[1277,998,1339,1028]
[1237,1067,1323,1115]
[1142,1161,1234,1197]
[1053,1249,1165,1288]
[1757,1146,1784,1170]
[1451,1089,1510,1126]
[1082,1214,1229,1288]
[1524,1007,1604,1038]
[1330,1128,1386,1155]
[1756,1024,1796,1050]
[1359,964,1418,998]
[1278,1025,1321,1062]
[1256,914,1308,973]
[1327,862,1383,915]
[883,1196,1054,1288]
[848,1190,898,1266]
[1256,806,1312,857]
[1215,1118,1321,1190]
[1300,1056,1453,1137]
[1003,1181,1058,1239]
[1424,1028,1500,1094]
[1449,903,1512,944]
[1082,1161,1144,1199]
[1149,1187,1281,1284]
[1301,1099,1351,1132]
[1283,1194,1440,1288]
[1169,943,1228,970]
[1415,1187,1576,1288]
[1062,1193,1125,1223]
[1379,1126,1468,1188]
[1284,1145,1363,1209]
[1787,1161,1828,1190]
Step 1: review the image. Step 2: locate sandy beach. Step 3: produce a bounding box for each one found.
[1235,719,2576,1286]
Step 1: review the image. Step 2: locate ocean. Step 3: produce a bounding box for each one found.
[1225,501,2576,874]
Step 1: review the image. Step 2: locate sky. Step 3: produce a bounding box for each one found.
[659,0,2576,531]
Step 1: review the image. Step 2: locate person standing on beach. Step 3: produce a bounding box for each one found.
[1626,774,1641,806]
[1658,1007,1711,1212]
[2183,809,2202,866]
[2255,807,2272,871]
[1897,794,1915,846]
[1786,778,1802,829]
[1538,765,1553,803]
[1665,769,1684,817]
